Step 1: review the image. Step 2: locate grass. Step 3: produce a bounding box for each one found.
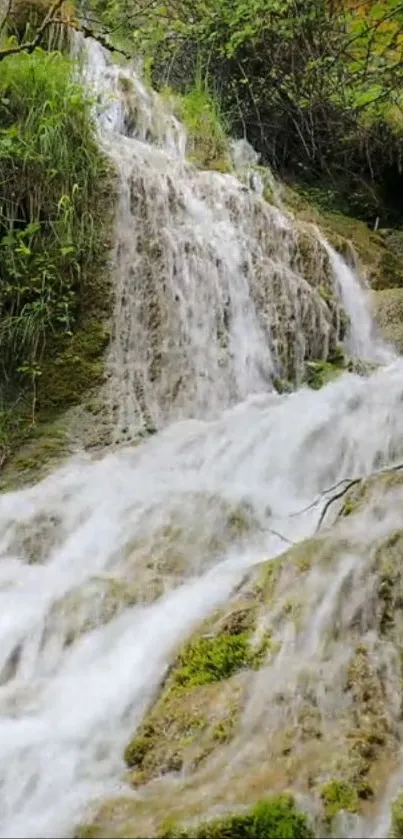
[160,795,314,838]
[163,84,231,172]
[0,46,114,469]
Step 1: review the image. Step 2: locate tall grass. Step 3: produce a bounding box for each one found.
[162,82,231,171]
[0,47,114,468]
[0,47,112,388]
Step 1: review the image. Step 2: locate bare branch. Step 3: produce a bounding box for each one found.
[315,461,403,532]
[268,527,295,546]
[316,477,361,531]
[70,21,132,60]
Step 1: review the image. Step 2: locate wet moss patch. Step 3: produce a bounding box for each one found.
[159,795,314,838]
[320,779,359,826]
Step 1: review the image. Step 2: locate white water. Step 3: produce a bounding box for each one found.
[322,240,394,364]
[0,39,402,839]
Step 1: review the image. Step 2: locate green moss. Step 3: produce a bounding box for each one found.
[257,556,284,601]
[39,318,111,411]
[159,795,314,838]
[390,792,403,838]
[340,499,357,517]
[303,360,344,390]
[173,631,262,688]
[321,780,359,825]
[123,679,238,779]
[211,717,235,744]
[75,824,101,839]
[124,732,154,769]
[272,377,294,394]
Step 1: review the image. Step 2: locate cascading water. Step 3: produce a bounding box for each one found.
[321,238,394,365]
[81,38,390,441]
[1,37,402,839]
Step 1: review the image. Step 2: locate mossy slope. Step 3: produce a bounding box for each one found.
[76,470,403,838]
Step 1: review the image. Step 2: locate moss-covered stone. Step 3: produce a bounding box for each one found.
[390,791,403,838]
[372,288,403,353]
[282,182,402,293]
[172,630,266,689]
[123,677,242,782]
[159,795,314,838]
[47,575,142,646]
[320,780,359,825]
[76,794,314,839]
[122,599,273,783]
[303,359,345,390]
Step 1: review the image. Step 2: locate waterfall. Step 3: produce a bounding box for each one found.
[80,38,394,442]
[321,238,394,365]
[0,37,402,839]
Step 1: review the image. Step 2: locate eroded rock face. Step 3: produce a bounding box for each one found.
[372,289,403,354]
[76,472,403,839]
[106,146,348,442]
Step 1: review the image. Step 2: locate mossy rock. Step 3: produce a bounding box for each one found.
[123,677,242,782]
[123,601,272,783]
[372,288,403,353]
[0,413,71,491]
[320,780,359,826]
[46,575,142,647]
[303,359,345,391]
[282,182,402,292]
[75,484,403,838]
[159,795,314,838]
[76,794,314,839]
[390,791,403,838]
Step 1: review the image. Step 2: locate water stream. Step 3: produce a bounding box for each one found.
[0,38,402,838]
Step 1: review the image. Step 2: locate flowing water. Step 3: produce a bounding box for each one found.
[0,38,402,838]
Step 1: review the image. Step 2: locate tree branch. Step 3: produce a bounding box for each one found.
[315,460,403,532]
[0,0,134,63]
[0,0,13,37]
[0,0,66,61]
[70,21,132,61]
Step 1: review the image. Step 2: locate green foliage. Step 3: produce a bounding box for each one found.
[0,48,113,463]
[390,791,403,838]
[172,630,269,688]
[160,794,314,838]
[321,780,359,825]
[173,633,251,687]
[95,0,403,224]
[164,84,230,171]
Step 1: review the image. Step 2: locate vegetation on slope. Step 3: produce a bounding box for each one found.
[86,0,403,227]
[0,22,114,475]
[159,795,314,839]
